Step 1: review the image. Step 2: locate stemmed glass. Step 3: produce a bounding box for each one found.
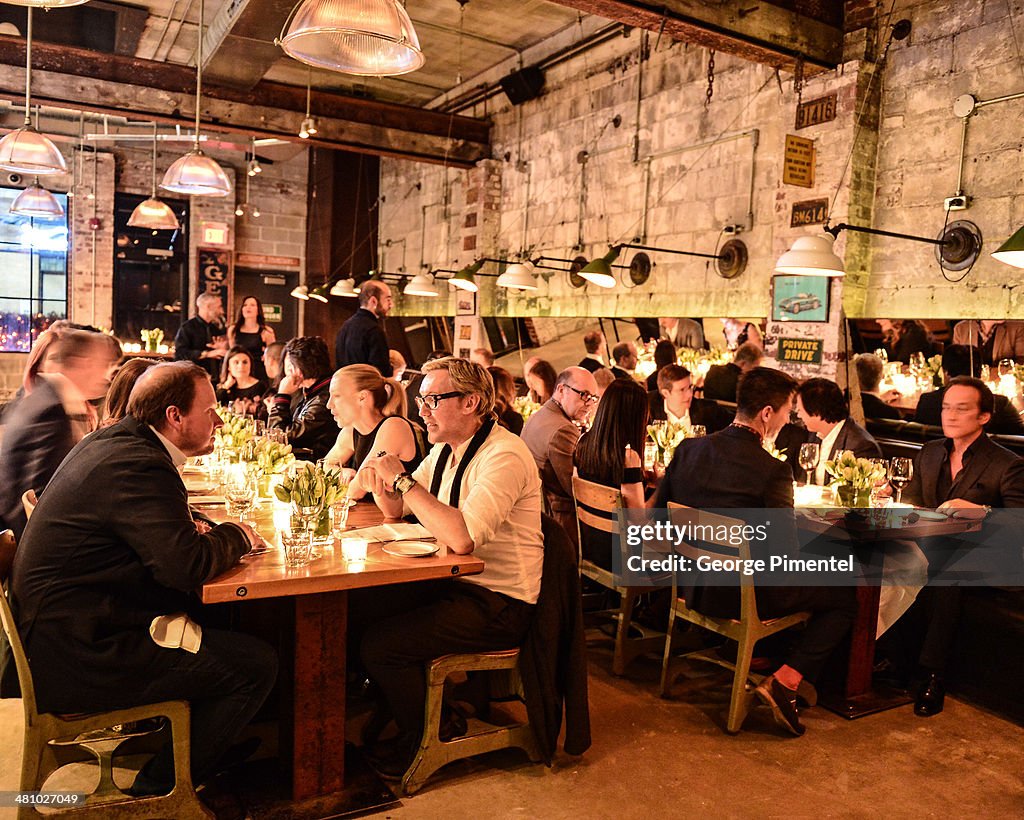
[798,442,821,486]
[889,457,914,504]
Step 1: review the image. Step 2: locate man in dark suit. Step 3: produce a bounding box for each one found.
[854,353,902,421]
[913,344,1024,435]
[795,378,882,484]
[174,292,227,380]
[647,364,731,433]
[899,376,1024,716]
[655,367,856,736]
[609,341,638,380]
[577,330,606,372]
[0,330,119,539]
[702,342,762,402]
[334,279,393,375]
[11,362,276,795]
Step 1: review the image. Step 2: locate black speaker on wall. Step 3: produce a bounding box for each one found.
[500,66,545,105]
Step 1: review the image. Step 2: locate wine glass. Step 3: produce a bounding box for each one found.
[889,457,914,504]
[798,442,820,486]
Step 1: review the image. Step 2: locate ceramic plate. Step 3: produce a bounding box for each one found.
[382,541,439,558]
[913,509,947,521]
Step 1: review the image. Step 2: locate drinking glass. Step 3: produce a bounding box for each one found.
[889,457,914,504]
[998,358,1014,379]
[330,499,351,538]
[689,425,706,438]
[224,469,256,524]
[798,442,820,486]
[282,529,312,568]
[643,441,659,472]
[868,458,889,506]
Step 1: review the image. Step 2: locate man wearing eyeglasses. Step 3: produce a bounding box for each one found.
[355,357,544,778]
[521,366,600,545]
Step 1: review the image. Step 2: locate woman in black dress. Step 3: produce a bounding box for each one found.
[323,364,426,499]
[573,379,649,570]
[488,365,524,435]
[216,346,268,417]
[228,295,276,380]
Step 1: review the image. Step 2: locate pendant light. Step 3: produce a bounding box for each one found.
[0,9,68,176]
[330,277,359,297]
[496,260,538,291]
[774,234,845,277]
[993,225,1024,268]
[10,177,64,218]
[404,272,439,297]
[128,125,180,230]
[299,71,318,139]
[309,284,330,302]
[578,249,619,288]
[161,0,231,197]
[279,0,425,77]
[449,260,482,292]
[2,0,89,6]
[291,284,310,300]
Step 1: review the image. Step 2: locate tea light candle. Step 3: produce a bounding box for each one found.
[342,537,368,562]
[272,502,292,535]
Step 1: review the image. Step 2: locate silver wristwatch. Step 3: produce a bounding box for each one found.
[392,472,416,496]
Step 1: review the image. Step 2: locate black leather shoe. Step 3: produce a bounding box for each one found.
[368,732,418,781]
[914,674,945,717]
[755,676,805,736]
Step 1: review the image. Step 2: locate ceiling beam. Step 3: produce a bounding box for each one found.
[545,0,844,71]
[0,36,490,166]
[200,0,296,91]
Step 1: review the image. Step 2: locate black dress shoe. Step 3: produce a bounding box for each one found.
[368,732,419,781]
[755,676,805,736]
[915,673,945,717]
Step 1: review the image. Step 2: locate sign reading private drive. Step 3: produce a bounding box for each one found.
[778,338,824,365]
[783,135,816,188]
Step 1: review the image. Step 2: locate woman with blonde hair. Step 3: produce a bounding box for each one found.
[325,364,426,498]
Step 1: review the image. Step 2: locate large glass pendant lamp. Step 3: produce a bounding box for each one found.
[129,125,180,230]
[0,9,68,176]
[279,0,425,76]
[10,177,64,218]
[161,0,231,197]
[2,0,89,6]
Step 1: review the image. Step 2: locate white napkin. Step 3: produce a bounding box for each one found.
[149,613,203,654]
[345,522,434,543]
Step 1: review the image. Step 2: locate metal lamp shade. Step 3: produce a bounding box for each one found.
[579,249,619,288]
[280,0,425,76]
[0,127,68,175]
[774,234,845,276]
[309,285,330,302]
[291,285,310,300]
[127,197,180,230]
[10,183,64,218]
[330,278,359,297]
[404,273,439,297]
[993,225,1024,269]
[2,0,90,6]
[160,150,231,197]
[449,267,479,292]
[496,261,538,291]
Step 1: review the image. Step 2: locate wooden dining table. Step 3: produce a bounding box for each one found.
[191,477,484,814]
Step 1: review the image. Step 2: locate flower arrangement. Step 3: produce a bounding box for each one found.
[140,327,164,352]
[274,463,348,540]
[647,421,689,465]
[825,450,886,490]
[763,440,788,462]
[512,395,542,422]
[917,354,943,389]
[214,409,255,458]
[253,438,294,476]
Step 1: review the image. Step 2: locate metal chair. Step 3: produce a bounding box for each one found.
[573,475,666,675]
[0,529,210,819]
[659,505,812,733]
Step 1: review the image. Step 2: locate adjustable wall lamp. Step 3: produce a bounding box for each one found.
[775,220,982,276]
[581,239,748,288]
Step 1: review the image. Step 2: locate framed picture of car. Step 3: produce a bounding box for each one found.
[771,274,830,323]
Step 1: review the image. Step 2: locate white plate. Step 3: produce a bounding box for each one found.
[382,540,439,558]
[913,509,947,521]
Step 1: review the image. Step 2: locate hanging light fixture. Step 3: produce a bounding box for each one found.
[291,284,310,300]
[0,9,67,176]
[1,0,89,6]
[993,225,1024,268]
[10,177,64,218]
[404,272,439,296]
[330,277,359,297]
[495,260,538,291]
[278,0,425,77]
[774,234,845,277]
[247,138,263,175]
[309,284,330,302]
[298,71,319,139]
[128,125,180,230]
[161,0,231,197]
[578,249,619,288]
[449,260,483,292]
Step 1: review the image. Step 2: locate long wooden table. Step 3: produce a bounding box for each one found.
[194,486,483,811]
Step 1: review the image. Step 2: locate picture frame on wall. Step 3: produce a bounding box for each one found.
[771,274,830,323]
[455,291,477,316]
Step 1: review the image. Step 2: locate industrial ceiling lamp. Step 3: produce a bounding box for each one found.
[10,177,64,218]
[993,225,1024,269]
[775,221,982,276]
[330,277,359,296]
[291,284,310,299]
[0,9,68,176]
[128,125,180,230]
[247,138,263,176]
[299,72,319,139]
[449,260,483,292]
[404,272,440,296]
[161,0,231,197]
[2,0,89,7]
[496,260,538,291]
[308,284,330,302]
[279,0,425,76]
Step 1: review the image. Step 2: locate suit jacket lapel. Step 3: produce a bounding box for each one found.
[949,437,994,499]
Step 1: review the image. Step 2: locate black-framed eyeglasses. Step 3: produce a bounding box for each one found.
[415,391,465,410]
[564,384,599,404]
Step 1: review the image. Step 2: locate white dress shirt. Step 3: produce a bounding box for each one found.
[815,420,845,485]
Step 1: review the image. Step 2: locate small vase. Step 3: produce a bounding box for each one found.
[146,338,159,352]
[837,485,871,508]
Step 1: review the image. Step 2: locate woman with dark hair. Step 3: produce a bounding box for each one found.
[573,378,649,569]
[216,346,268,417]
[488,365,523,435]
[228,295,276,379]
[268,335,339,460]
[647,339,677,390]
[101,358,156,428]
[525,358,557,405]
[324,364,425,499]
[878,319,932,363]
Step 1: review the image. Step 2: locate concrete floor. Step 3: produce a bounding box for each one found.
[2,642,1023,819]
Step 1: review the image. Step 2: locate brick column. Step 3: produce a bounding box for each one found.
[69,150,115,330]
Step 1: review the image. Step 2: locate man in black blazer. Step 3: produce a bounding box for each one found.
[702,342,762,402]
[11,362,276,795]
[577,330,606,372]
[173,292,227,380]
[795,378,882,483]
[913,344,1024,435]
[899,376,1024,716]
[334,279,393,375]
[647,364,731,433]
[655,367,856,735]
[854,353,902,421]
[610,340,638,380]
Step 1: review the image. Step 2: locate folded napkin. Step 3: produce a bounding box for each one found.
[149,613,202,654]
[345,522,435,543]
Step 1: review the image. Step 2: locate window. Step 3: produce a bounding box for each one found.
[0,187,69,353]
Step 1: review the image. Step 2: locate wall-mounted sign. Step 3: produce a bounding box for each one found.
[197,247,232,316]
[795,93,837,130]
[790,198,829,228]
[237,253,302,269]
[263,304,283,323]
[778,337,825,365]
[783,135,816,188]
[201,222,231,246]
